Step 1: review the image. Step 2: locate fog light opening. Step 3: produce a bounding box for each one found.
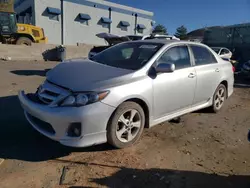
[68,123,81,137]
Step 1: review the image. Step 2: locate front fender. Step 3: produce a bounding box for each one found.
[101,77,153,114]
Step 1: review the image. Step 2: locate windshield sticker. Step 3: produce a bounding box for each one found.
[139,45,158,49]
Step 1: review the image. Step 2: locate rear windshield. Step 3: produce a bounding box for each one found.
[90,42,163,70]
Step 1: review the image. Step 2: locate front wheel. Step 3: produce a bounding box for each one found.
[211,84,227,113]
[107,102,145,148]
[16,37,32,45]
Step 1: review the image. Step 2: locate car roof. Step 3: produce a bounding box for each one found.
[127,39,209,47]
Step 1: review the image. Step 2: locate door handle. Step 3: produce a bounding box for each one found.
[215,68,220,72]
[188,73,196,78]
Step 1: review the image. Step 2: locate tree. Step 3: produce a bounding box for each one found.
[152,24,168,35]
[175,25,188,40]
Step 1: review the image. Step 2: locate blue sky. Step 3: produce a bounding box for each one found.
[107,0,250,34]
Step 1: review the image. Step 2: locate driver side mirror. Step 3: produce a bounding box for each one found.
[155,62,175,73]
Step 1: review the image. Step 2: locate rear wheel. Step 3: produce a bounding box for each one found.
[16,37,32,45]
[107,102,145,148]
[211,84,227,113]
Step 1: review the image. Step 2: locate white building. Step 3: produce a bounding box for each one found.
[14,0,154,45]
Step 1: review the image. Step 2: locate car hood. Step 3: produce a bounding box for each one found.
[46,59,135,91]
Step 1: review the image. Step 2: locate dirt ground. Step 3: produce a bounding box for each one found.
[0,60,249,188]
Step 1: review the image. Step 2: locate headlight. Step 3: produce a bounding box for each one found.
[60,91,109,107]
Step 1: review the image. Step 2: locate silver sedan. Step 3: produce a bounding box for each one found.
[19,40,234,148]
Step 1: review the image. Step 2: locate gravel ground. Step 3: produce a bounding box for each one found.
[0,60,249,188]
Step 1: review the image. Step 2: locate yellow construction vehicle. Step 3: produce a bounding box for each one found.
[0,0,47,45]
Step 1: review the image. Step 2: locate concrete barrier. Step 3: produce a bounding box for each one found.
[0,43,93,61]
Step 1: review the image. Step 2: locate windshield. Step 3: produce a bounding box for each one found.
[0,12,16,33]
[91,42,163,70]
[0,12,15,22]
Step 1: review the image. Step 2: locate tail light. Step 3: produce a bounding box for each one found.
[232,66,235,72]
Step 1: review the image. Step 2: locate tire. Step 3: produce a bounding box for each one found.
[16,37,32,45]
[107,102,145,148]
[210,84,227,113]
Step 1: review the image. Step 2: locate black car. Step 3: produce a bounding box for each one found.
[88,33,178,59]
[88,33,130,58]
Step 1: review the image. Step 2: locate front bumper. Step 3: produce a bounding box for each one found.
[18,91,115,147]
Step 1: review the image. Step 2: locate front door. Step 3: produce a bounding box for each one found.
[153,45,196,119]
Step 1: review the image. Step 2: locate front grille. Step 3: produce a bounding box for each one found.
[35,81,70,106]
[27,93,44,104]
[27,113,55,134]
[44,90,59,97]
[38,87,60,105]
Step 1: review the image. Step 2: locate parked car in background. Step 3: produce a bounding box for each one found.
[19,40,234,148]
[88,33,180,58]
[126,34,180,41]
[126,35,143,41]
[142,34,180,40]
[241,60,250,77]
[211,47,232,60]
[88,33,130,58]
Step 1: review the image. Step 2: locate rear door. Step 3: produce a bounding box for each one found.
[190,45,221,105]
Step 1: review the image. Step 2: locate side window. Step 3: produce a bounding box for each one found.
[221,49,229,55]
[158,46,191,70]
[191,46,217,65]
[122,48,133,59]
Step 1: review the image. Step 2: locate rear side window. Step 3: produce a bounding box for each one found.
[158,46,191,70]
[191,46,217,65]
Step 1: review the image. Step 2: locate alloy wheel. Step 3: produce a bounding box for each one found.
[116,109,142,143]
[214,87,225,110]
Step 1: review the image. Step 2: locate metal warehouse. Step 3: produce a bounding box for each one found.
[14,0,154,45]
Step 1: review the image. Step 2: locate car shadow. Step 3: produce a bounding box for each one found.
[10,69,51,77]
[0,95,113,162]
[193,108,214,114]
[57,160,250,188]
[91,168,250,188]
